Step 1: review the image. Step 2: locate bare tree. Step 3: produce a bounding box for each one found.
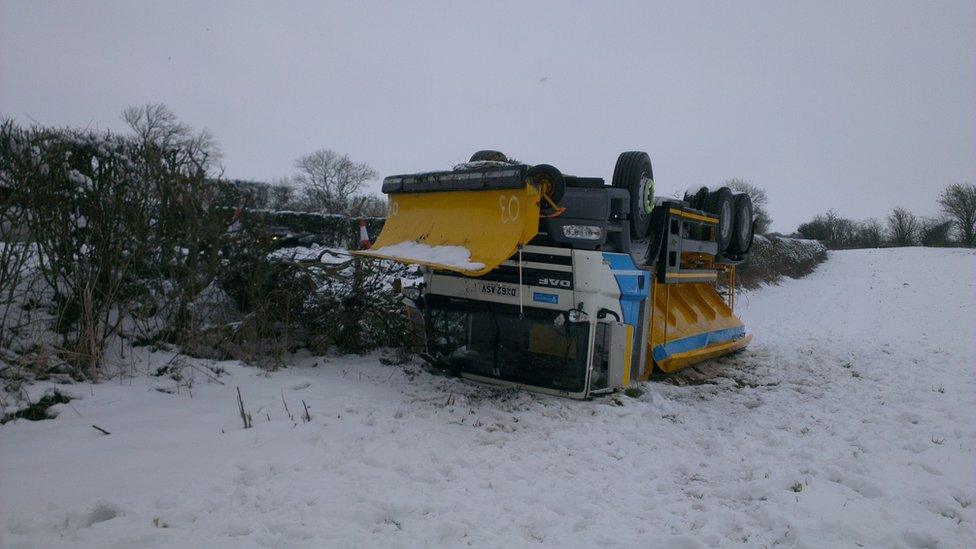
[122,103,222,175]
[346,194,387,218]
[938,183,976,247]
[725,178,772,234]
[11,126,150,378]
[0,119,35,345]
[887,207,919,246]
[226,180,272,209]
[855,218,885,248]
[268,178,298,211]
[797,209,859,248]
[293,150,377,214]
[121,104,236,341]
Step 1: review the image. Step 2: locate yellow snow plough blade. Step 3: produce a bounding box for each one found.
[353,185,541,277]
[647,280,751,375]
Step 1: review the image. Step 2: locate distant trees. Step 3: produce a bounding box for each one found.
[797,208,923,249]
[292,150,380,216]
[236,150,385,217]
[938,183,976,246]
[345,194,387,218]
[886,208,919,247]
[123,105,386,218]
[919,217,953,247]
[207,152,385,218]
[122,103,222,175]
[857,218,885,248]
[725,178,771,234]
[268,178,298,210]
[797,183,975,249]
[796,210,858,248]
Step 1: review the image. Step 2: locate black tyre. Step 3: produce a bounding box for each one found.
[611,151,655,238]
[703,187,735,252]
[527,164,566,212]
[683,186,709,210]
[469,150,508,162]
[728,193,754,255]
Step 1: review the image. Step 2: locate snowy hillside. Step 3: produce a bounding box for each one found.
[1,247,974,548]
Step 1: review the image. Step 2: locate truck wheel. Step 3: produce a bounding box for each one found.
[612,151,655,238]
[728,193,754,255]
[703,187,734,252]
[684,186,709,210]
[469,150,508,162]
[527,164,565,212]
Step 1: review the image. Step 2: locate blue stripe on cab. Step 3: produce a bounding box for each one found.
[601,253,650,325]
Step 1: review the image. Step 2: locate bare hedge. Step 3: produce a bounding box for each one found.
[735,235,828,290]
[0,120,408,380]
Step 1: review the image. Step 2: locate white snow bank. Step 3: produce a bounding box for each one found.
[1,247,973,547]
[367,241,485,271]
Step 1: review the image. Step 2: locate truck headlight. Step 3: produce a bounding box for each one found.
[402,286,421,300]
[567,309,589,323]
[562,225,603,240]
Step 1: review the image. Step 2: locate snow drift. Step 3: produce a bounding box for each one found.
[0,247,973,547]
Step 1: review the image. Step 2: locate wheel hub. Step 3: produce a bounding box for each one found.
[638,173,654,218]
[721,201,732,239]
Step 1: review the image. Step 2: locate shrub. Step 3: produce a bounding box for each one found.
[0,113,403,378]
[919,217,953,247]
[887,207,919,246]
[938,183,976,247]
[736,235,828,289]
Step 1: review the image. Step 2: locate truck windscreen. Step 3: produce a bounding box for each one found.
[426,298,590,393]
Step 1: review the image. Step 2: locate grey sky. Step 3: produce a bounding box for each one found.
[2,1,973,232]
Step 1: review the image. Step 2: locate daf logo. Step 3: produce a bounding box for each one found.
[537,277,571,288]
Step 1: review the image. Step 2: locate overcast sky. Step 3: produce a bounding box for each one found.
[2,1,973,231]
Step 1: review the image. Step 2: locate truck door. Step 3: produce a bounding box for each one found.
[589,321,633,394]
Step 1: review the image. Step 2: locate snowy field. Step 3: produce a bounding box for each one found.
[1,247,974,548]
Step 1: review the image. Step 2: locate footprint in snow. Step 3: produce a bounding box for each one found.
[903,530,939,548]
[59,501,124,530]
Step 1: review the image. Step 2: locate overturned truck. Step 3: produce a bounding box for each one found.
[354,151,755,398]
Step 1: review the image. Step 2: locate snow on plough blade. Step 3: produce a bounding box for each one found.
[352,165,540,276]
[356,152,755,398]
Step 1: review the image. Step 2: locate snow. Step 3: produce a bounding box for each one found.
[1,247,974,547]
[267,244,351,265]
[366,241,485,271]
[245,208,381,222]
[452,160,517,171]
[66,169,93,191]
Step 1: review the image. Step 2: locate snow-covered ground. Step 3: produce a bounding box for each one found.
[1,247,974,548]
